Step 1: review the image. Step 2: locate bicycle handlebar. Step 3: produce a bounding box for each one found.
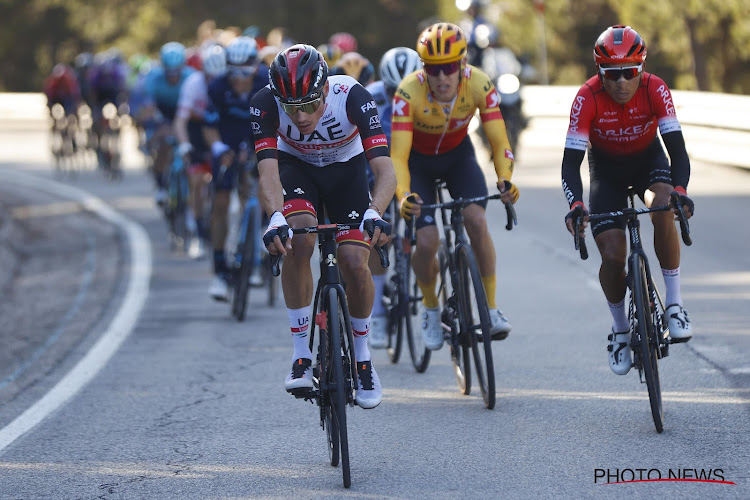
[269,222,390,277]
[420,192,518,231]
[571,192,692,261]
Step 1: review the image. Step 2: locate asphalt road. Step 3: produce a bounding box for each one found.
[0,118,748,499]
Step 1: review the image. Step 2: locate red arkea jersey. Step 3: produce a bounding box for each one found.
[565,72,682,156]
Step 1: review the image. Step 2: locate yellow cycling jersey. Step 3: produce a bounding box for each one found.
[390,65,514,199]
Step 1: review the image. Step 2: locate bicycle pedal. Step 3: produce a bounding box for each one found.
[287,387,315,399]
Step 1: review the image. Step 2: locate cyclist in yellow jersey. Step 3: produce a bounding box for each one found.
[391,22,519,350]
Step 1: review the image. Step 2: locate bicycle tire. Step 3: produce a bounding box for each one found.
[317,305,340,467]
[386,237,404,364]
[326,288,351,488]
[232,204,259,322]
[457,245,496,409]
[405,248,430,372]
[632,253,664,432]
[440,241,470,394]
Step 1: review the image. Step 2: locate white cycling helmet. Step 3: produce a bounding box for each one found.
[226,36,258,66]
[202,45,227,77]
[379,47,422,92]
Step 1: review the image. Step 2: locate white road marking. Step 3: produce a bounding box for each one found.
[0,169,152,453]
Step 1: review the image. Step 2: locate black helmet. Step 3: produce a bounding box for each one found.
[269,44,328,103]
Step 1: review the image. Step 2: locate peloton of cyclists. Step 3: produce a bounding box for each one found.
[253,44,396,409]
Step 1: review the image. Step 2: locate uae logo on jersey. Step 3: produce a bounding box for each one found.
[393,96,409,117]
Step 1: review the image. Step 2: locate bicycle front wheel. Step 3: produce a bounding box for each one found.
[385,237,404,364]
[326,288,351,487]
[440,242,470,394]
[232,204,259,322]
[404,243,430,372]
[457,245,496,409]
[632,253,663,432]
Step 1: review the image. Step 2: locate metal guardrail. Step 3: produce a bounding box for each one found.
[521,85,750,169]
[2,90,749,169]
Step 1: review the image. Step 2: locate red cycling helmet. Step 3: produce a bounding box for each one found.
[593,25,647,65]
[269,44,328,103]
[329,32,358,54]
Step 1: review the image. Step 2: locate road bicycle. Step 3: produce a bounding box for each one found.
[230,163,279,320]
[572,188,692,433]
[270,219,388,488]
[163,143,192,253]
[382,200,431,372]
[420,181,517,409]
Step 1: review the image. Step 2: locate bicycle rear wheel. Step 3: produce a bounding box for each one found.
[458,245,496,409]
[326,288,351,488]
[440,242,470,394]
[632,254,663,432]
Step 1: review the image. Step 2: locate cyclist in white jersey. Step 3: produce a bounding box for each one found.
[174,44,227,259]
[251,44,396,409]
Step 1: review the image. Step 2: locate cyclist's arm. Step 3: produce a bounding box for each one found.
[649,77,691,191]
[251,87,283,216]
[561,85,595,207]
[390,86,415,200]
[345,84,396,212]
[476,74,514,182]
[661,131,690,191]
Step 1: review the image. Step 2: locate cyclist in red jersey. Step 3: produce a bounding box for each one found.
[561,25,695,376]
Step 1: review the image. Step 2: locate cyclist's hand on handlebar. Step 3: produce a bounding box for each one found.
[263,211,293,256]
[564,202,589,236]
[671,188,694,219]
[399,193,422,221]
[497,179,520,204]
[361,209,391,246]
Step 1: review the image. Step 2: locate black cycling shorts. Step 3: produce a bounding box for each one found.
[408,136,488,230]
[588,138,672,238]
[279,151,370,246]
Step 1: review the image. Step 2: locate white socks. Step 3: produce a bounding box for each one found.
[662,267,682,307]
[287,306,313,361]
[608,298,630,333]
[351,316,371,362]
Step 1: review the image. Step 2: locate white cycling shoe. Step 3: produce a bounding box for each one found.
[608,330,632,375]
[421,305,443,351]
[208,275,229,302]
[666,304,693,342]
[489,309,512,340]
[355,360,382,409]
[285,358,314,392]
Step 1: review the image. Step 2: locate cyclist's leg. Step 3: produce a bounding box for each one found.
[208,152,240,300]
[277,156,319,391]
[320,155,381,408]
[640,143,692,339]
[589,148,633,373]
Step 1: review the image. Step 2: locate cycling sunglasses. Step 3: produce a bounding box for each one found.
[424,61,461,77]
[280,92,324,116]
[599,64,643,81]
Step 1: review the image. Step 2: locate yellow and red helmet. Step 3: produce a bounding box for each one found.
[416,22,467,65]
[593,25,647,65]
